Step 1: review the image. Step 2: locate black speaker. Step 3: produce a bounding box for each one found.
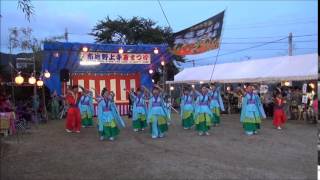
[60,68,70,82]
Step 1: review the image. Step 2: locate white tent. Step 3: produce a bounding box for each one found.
[169,53,318,84]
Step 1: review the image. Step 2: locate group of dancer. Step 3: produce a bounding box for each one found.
[61,82,287,141]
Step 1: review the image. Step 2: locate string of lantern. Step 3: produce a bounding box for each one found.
[10,63,51,87]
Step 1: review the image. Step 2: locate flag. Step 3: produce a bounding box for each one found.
[172,11,224,56]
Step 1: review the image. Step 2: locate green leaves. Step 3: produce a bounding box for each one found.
[91,16,173,45]
[17,0,34,22]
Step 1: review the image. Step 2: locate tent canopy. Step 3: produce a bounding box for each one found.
[42,42,171,95]
[169,53,318,84]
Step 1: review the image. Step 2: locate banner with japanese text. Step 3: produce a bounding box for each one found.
[80,52,151,64]
[172,11,224,56]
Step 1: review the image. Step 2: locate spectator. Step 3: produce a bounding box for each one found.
[313,95,319,122]
[274,83,282,97]
[262,91,274,118]
[283,87,292,120]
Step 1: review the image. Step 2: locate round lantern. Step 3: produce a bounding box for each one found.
[153,48,159,54]
[28,76,36,85]
[37,79,44,87]
[44,70,51,78]
[15,74,24,85]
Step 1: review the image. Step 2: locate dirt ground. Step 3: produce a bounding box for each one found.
[0,114,317,180]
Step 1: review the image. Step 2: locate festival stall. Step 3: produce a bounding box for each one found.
[42,42,171,115]
[168,53,318,84]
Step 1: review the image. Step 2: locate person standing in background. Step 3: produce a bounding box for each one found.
[313,95,318,122]
[50,90,60,120]
[262,91,274,118]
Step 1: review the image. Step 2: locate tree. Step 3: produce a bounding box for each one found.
[91,16,183,81]
[8,27,43,72]
[17,0,34,22]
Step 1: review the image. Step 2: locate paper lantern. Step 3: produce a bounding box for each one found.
[28,76,36,85]
[82,46,88,52]
[15,74,24,85]
[153,48,159,54]
[44,70,51,78]
[37,79,44,87]
[118,47,124,54]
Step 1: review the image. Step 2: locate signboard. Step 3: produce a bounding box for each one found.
[172,11,224,56]
[80,52,151,64]
[302,83,307,94]
[302,95,308,104]
[260,85,269,94]
[16,57,33,70]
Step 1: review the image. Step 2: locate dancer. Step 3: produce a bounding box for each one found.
[273,93,287,130]
[146,85,170,139]
[240,84,266,135]
[209,83,225,126]
[79,89,94,128]
[65,85,81,133]
[130,88,148,132]
[180,87,195,129]
[97,88,125,141]
[50,90,60,120]
[193,84,213,136]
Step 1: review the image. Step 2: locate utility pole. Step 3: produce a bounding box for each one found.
[32,55,38,126]
[288,32,293,56]
[64,28,69,42]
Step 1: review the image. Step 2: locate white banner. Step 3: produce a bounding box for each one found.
[302,83,307,94]
[260,85,269,94]
[80,52,151,64]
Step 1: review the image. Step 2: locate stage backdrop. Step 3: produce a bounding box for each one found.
[42,42,172,116]
[42,42,171,95]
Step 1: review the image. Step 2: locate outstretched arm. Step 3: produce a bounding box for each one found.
[192,88,202,97]
[142,86,152,98]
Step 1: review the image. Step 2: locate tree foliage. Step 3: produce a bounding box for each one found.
[17,0,34,22]
[91,16,183,82]
[8,27,43,73]
[91,16,173,45]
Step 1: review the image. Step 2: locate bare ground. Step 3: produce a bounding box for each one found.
[0,114,317,180]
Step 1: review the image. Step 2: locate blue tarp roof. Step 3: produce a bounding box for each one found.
[42,42,171,95]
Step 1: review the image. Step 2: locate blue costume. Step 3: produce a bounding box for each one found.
[147,92,170,138]
[194,90,213,133]
[240,92,266,135]
[131,92,148,131]
[97,95,125,140]
[209,87,225,126]
[79,94,94,127]
[180,93,195,129]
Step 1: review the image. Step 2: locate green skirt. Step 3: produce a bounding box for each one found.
[182,111,194,128]
[211,107,221,125]
[82,117,93,126]
[149,115,168,134]
[99,120,119,138]
[195,113,211,132]
[242,116,261,132]
[243,122,260,132]
[133,114,147,130]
